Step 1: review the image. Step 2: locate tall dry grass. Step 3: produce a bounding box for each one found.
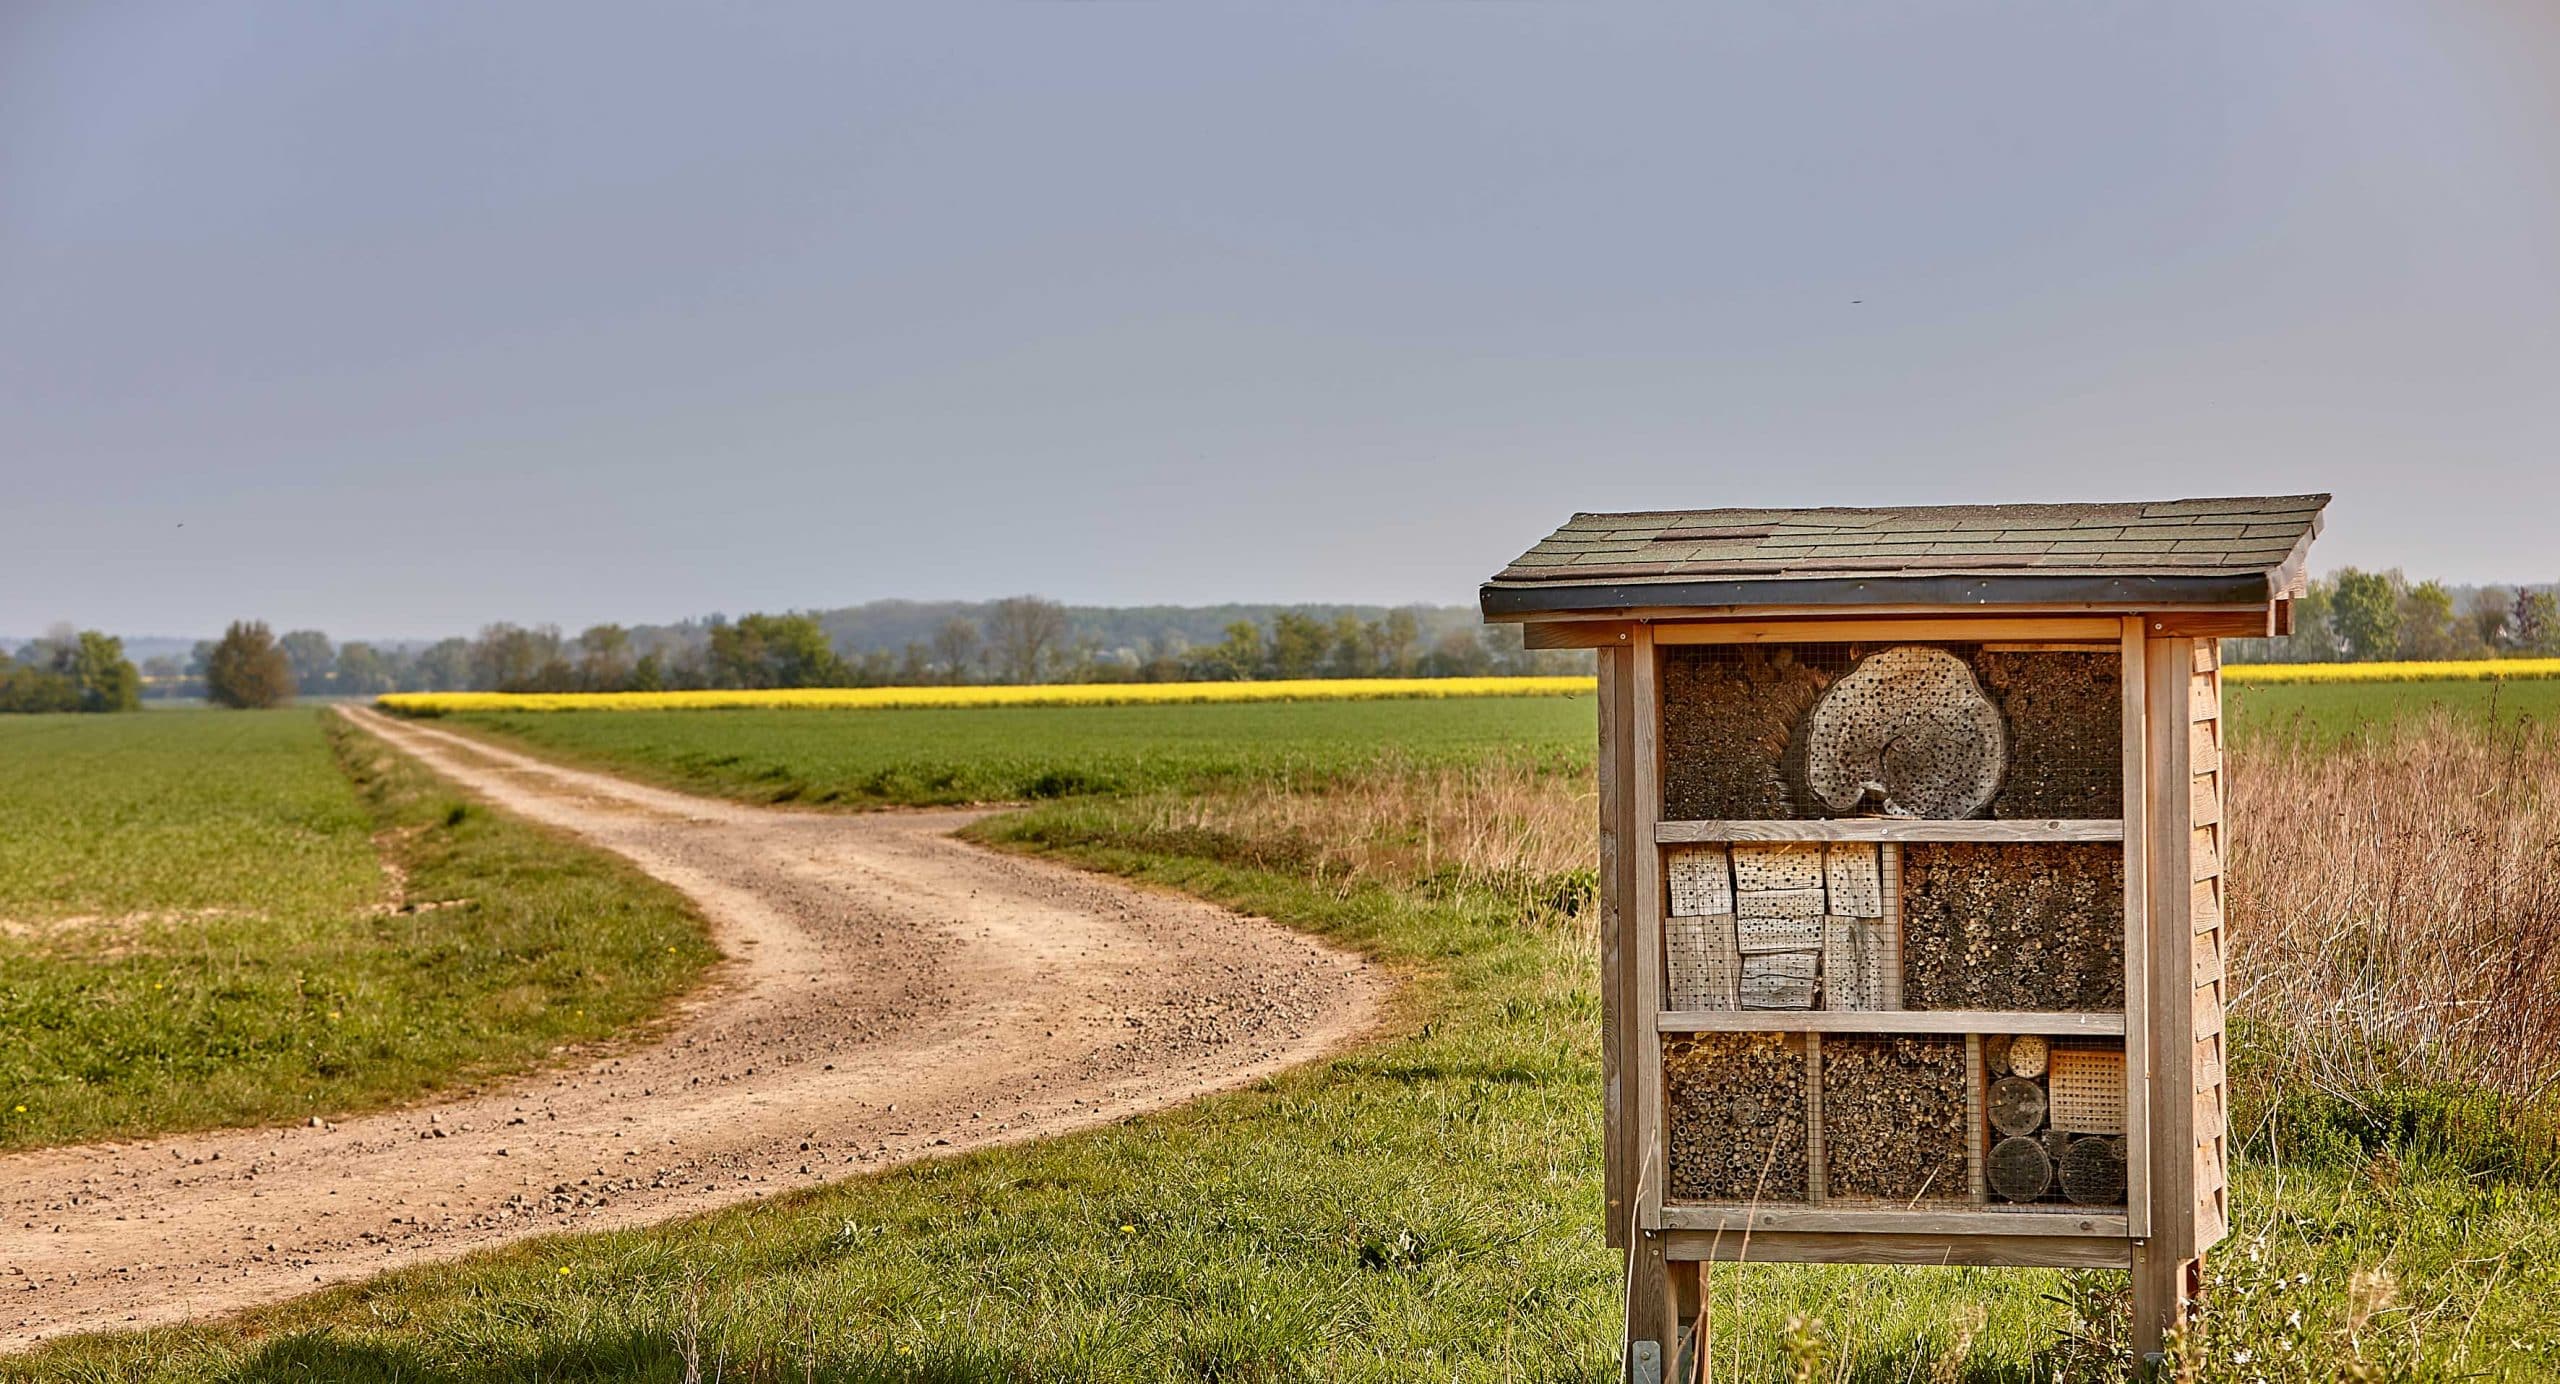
[2229,710,2560,1101]
[1143,752,1598,925]
[1160,711,2560,1102]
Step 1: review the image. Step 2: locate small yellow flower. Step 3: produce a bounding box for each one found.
[11,1105,23,1114]
[1120,1224,1135,1234]
[558,1266,572,1275]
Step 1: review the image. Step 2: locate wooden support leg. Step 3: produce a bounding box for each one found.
[1626,1231,1672,1383]
[1670,1258,1702,1383]
[2130,1243,2196,1366]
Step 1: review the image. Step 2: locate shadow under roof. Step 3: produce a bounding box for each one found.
[1480,495,2328,618]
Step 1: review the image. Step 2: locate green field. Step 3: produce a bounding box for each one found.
[0,711,717,1150]
[437,696,1597,807]
[2225,675,2560,744]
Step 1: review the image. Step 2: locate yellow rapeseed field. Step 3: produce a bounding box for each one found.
[2223,658,2560,685]
[377,676,1600,715]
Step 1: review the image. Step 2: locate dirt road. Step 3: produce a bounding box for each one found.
[0,708,1385,1349]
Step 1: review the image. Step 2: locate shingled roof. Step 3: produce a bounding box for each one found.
[1481,495,2328,618]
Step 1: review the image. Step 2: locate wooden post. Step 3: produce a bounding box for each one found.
[1626,626,1673,1375]
[2134,632,2201,1355]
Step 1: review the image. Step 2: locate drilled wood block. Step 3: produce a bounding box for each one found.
[1734,843,1825,892]
[1824,843,1884,917]
[1667,846,1734,917]
[2048,1048,2129,1130]
[1740,951,1820,1009]
[1821,916,1890,1011]
[1736,914,1824,953]
[1665,913,1740,1011]
[1737,887,1827,919]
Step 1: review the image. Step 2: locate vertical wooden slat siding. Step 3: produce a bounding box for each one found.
[2136,632,2200,1352]
[2189,641,2232,1248]
[1625,627,1673,1361]
[2118,620,2152,1242]
[1596,648,1629,1249]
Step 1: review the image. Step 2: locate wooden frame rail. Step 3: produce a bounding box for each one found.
[1656,819,2122,844]
[1655,1010,2124,1036]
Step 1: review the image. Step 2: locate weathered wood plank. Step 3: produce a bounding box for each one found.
[1653,616,2122,646]
[1657,819,2124,844]
[1657,1205,2128,1237]
[1665,1229,2135,1269]
[1521,620,1633,651]
[1596,646,1632,1247]
[1657,1009,2125,1036]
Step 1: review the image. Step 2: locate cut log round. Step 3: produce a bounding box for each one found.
[1988,1075,2047,1137]
[1985,1033,2012,1077]
[2061,1135,2129,1206]
[2006,1034,2050,1079]
[1804,646,2007,818]
[1988,1135,2052,1202]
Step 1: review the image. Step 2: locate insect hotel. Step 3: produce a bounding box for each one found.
[1480,495,2327,1374]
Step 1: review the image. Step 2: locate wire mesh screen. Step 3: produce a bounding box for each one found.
[1899,842,2125,1011]
[1659,642,2123,821]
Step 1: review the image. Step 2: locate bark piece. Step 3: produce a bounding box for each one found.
[1660,647,1833,819]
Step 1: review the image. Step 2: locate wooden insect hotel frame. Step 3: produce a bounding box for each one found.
[1480,495,2327,1375]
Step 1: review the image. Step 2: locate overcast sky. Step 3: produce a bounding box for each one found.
[5,4,2557,640]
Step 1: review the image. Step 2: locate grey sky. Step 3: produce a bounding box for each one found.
[5,4,2556,640]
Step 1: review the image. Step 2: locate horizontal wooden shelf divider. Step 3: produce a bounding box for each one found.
[1657,1009,2125,1036]
[1656,818,2123,844]
[1656,1204,2128,1238]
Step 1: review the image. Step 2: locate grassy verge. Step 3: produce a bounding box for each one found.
[0,711,716,1150]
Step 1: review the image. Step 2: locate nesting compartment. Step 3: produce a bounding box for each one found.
[1821,1036,1970,1202]
[1666,1034,1809,1202]
[1659,644,2122,821]
[1900,843,2125,1011]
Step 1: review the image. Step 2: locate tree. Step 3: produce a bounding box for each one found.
[64,632,139,711]
[1267,612,1329,679]
[986,596,1067,684]
[205,621,296,708]
[1197,621,1265,681]
[2516,589,2560,657]
[2328,569,2402,661]
[471,623,562,691]
[932,617,982,684]
[628,650,666,692]
[1366,610,1419,676]
[410,638,473,691]
[334,642,396,697]
[577,624,633,691]
[2466,587,2513,654]
[1326,614,1371,678]
[2396,580,2457,660]
[278,629,335,695]
[709,613,845,688]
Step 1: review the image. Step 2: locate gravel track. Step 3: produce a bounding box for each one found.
[0,707,1385,1349]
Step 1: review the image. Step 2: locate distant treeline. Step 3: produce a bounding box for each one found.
[1,628,141,713]
[2225,572,2560,663]
[131,598,1581,698]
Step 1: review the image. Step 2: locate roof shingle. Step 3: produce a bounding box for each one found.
[1481,495,2327,617]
